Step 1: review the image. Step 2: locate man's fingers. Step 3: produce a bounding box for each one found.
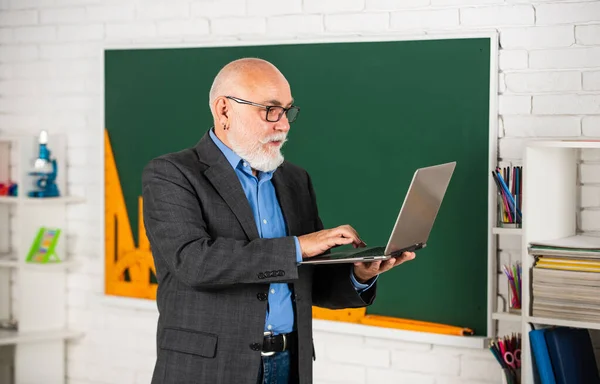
[333,225,366,245]
[385,257,396,268]
[341,224,358,235]
[392,252,416,266]
[330,227,367,248]
[368,260,382,271]
[334,226,359,240]
[354,260,377,270]
[352,252,417,282]
[373,258,395,273]
[329,236,354,247]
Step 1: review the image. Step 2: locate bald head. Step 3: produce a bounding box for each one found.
[209,58,288,109]
[208,58,293,173]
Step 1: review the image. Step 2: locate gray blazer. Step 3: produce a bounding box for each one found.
[142,130,376,384]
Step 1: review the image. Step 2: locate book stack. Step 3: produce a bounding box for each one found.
[529,235,600,322]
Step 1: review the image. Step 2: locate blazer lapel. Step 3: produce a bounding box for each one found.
[204,164,260,240]
[272,168,301,237]
[196,131,260,241]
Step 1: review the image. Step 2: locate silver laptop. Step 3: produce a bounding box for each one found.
[301,161,456,265]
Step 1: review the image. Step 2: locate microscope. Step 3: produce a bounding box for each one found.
[28,130,60,198]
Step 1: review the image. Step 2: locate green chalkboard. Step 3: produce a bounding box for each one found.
[105,37,491,335]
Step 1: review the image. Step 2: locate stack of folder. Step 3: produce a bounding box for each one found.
[529,235,600,322]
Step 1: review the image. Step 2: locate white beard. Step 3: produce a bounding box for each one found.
[228,122,287,173]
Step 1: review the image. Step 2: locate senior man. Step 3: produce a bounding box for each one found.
[142,57,415,384]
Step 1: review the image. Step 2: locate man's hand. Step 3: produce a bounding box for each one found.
[298,225,366,258]
[352,252,416,283]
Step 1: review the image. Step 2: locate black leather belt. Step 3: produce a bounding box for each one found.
[261,331,297,356]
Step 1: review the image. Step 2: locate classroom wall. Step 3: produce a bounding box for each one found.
[1,0,599,383]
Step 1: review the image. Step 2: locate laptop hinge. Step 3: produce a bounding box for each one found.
[391,242,426,257]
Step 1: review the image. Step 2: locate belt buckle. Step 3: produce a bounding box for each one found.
[261,331,275,357]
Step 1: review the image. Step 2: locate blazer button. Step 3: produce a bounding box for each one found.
[250,343,261,351]
[257,293,268,301]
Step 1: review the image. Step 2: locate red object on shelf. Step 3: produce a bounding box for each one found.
[0,181,17,196]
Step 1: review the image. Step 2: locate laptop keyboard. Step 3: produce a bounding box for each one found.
[347,247,386,257]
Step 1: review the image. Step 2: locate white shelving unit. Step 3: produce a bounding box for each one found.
[488,163,524,383]
[492,311,521,322]
[492,227,523,236]
[489,223,523,384]
[0,134,84,384]
[489,222,523,337]
[520,139,600,384]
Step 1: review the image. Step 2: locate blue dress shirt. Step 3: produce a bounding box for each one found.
[209,129,373,335]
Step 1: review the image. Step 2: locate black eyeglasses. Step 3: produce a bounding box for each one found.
[225,96,300,123]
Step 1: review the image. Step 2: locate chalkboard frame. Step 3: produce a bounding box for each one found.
[102,32,499,338]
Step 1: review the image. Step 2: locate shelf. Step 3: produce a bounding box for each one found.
[0,328,83,346]
[22,196,85,204]
[527,139,600,149]
[492,227,522,235]
[0,196,85,204]
[492,312,522,322]
[1,132,79,382]
[0,135,25,143]
[0,196,85,205]
[22,260,80,271]
[0,254,79,270]
[526,316,600,331]
[0,253,17,268]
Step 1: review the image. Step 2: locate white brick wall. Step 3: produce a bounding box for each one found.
[326,13,389,32]
[577,25,600,46]
[504,71,581,93]
[536,2,600,25]
[585,71,600,91]
[391,9,460,30]
[267,15,324,36]
[1,0,599,383]
[584,116,600,137]
[500,25,574,49]
[461,5,535,27]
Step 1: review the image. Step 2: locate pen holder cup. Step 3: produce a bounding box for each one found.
[497,192,521,228]
[502,367,521,384]
[508,278,521,314]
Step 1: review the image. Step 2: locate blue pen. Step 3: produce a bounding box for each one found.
[495,171,522,219]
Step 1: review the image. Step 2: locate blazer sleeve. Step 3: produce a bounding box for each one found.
[305,172,377,309]
[142,157,299,289]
